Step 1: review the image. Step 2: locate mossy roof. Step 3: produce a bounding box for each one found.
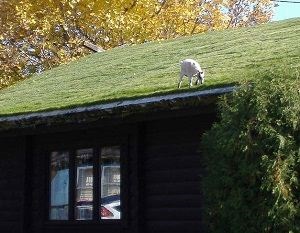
[0,18,299,119]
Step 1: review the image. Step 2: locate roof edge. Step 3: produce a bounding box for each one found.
[0,86,235,123]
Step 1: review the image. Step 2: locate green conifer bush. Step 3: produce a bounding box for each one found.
[202,69,300,233]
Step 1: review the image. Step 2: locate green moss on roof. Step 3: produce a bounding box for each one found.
[0,18,300,116]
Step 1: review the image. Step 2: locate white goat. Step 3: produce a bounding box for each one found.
[178,59,205,88]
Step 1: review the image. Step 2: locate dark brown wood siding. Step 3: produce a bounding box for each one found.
[141,113,216,233]
[0,136,26,233]
[0,109,216,233]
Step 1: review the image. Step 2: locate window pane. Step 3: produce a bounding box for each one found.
[50,151,69,220]
[75,148,93,220]
[100,146,121,220]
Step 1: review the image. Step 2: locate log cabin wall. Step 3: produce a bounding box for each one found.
[141,113,216,233]
[0,136,26,233]
[0,109,216,233]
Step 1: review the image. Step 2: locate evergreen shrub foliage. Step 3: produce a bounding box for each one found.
[202,70,300,233]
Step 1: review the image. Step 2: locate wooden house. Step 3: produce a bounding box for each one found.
[0,18,298,233]
[0,85,233,233]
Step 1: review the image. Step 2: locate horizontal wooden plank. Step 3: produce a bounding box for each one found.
[145,114,215,133]
[0,221,22,233]
[34,127,126,150]
[0,200,22,210]
[39,224,122,233]
[145,207,202,220]
[0,179,24,189]
[145,123,206,135]
[0,171,22,179]
[146,182,202,195]
[145,195,202,208]
[0,161,24,168]
[0,211,22,221]
[144,132,204,147]
[145,169,202,183]
[145,220,203,233]
[145,156,202,171]
[0,191,23,200]
[144,142,201,158]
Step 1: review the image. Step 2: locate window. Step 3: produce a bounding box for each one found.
[49,146,121,221]
[75,148,93,220]
[50,151,69,220]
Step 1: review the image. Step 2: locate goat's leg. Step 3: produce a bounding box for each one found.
[178,74,184,88]
[196,72,201,85]
[189,76,193,88]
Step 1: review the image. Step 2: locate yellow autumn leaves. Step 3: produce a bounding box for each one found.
[0,0,274,89]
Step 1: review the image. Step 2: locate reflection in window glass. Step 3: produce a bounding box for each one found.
[100,146,121,220]
[75,148,93,220]
[50,151,69,220]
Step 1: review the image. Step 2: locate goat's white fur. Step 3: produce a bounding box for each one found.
[178,59,205,88]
